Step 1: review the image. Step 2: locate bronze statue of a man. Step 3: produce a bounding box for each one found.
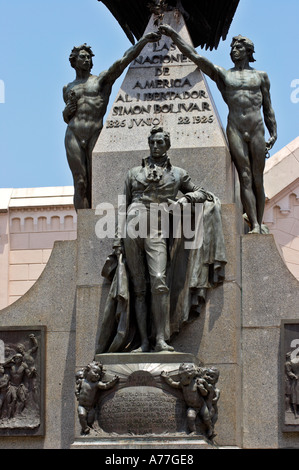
[63,32,160,210]
[117,127,209,352]
[97,127,226,354]
[159,25,277,234]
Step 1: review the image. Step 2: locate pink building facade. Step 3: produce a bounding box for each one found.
[264,136,299,281]
[0,187,76,309]
[0,136,298,309]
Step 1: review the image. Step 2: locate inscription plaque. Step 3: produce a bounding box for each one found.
[98,386,186,435]
[97,369,187,435]
[97,12,223,152]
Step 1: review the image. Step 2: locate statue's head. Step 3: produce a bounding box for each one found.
[84,361,103,381]
[16,343,25,354]
[178,363,197,384]
[230,35,255,63]
[69,44,94,71]
[75,368,84,381]
[148,126,171,158]
[203,367,220,385]
[14,353,23,364]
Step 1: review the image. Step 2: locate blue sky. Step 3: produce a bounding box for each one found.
[0,0,298,189]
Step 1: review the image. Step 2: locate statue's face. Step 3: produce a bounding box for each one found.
[149,132,168,159]
[76,50,92,72]
[230,41,247,63]
[87,366,101,382]
[14,354,23,364]
[204,369,218,384]
[179,368,195,385]
[17,343,25,354]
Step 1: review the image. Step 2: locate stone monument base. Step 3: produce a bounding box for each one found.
[71,435,216,449]
[73,352,220,446]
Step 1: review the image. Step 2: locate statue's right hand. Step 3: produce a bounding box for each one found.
[145,31,161,43]
[158,24,175,37]
[66,100,77,115]
[113,245,123,257]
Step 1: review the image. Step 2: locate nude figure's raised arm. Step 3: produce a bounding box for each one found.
[101,31,161,85]
[159,24,223,82]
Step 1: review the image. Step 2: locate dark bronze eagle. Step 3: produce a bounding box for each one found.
[98,0,240,50]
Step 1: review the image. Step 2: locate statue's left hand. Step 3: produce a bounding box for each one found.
[265,136,276,153]
[113,245,123,258]
[158,24,175,37]
[177,196,189,207]
[145,32,161,42]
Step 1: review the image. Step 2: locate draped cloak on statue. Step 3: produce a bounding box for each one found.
[97,157,226,353]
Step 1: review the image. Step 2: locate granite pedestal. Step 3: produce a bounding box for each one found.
[0,11,298,450]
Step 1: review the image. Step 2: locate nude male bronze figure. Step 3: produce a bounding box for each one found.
[159,25,277,233]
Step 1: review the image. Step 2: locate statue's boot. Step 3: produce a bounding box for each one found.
[152,293,174,352]
[133,294,150,352]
